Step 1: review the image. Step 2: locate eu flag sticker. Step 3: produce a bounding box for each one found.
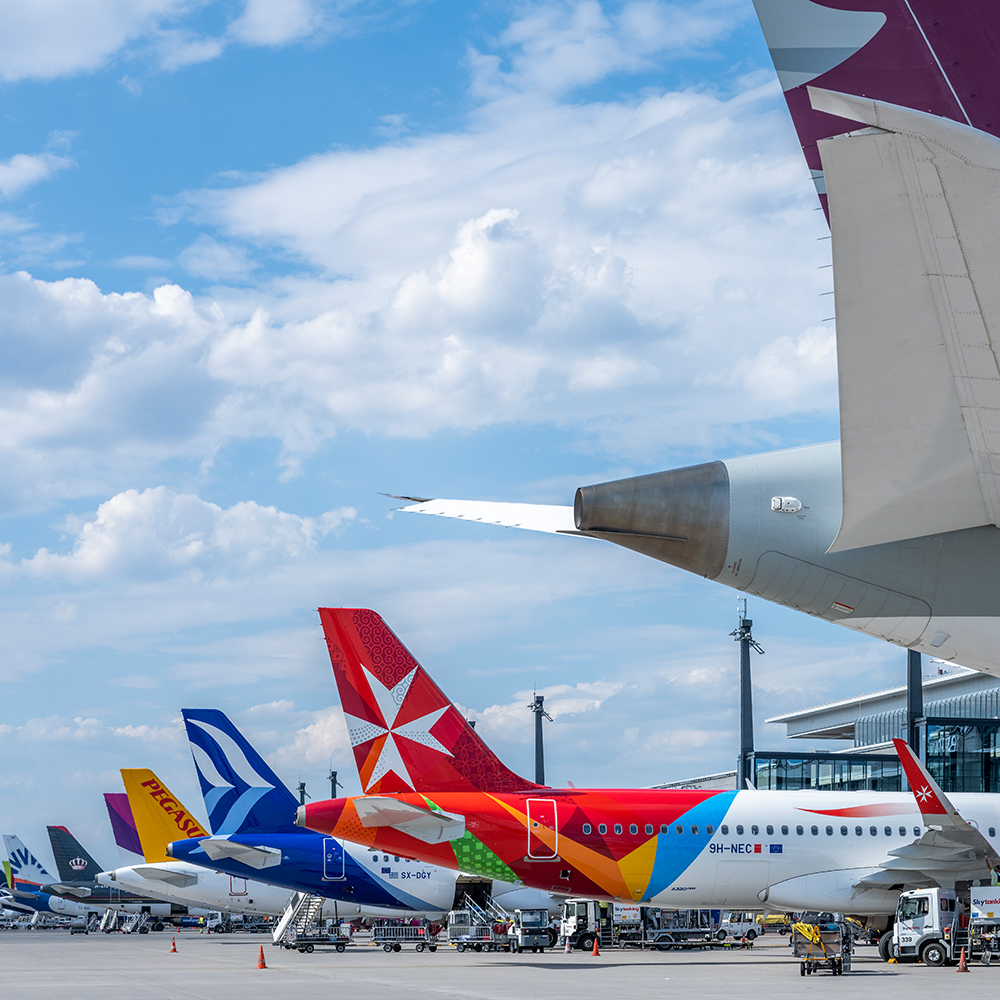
[769,844,782,854]
[381,866,391,873]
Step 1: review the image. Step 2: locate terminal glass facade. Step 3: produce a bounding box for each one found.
[924,721,1000,793]
[753,753,901,791]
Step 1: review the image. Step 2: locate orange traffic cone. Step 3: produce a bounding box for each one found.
[169,936,177,953]
[957,947,970,972]
[591,936,600,957]
[564,936,571,954]
[257,945,267,969]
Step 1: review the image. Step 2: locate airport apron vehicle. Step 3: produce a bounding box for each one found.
[511,908,549,953]
[300,609,1000,920]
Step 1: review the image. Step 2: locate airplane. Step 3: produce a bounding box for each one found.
[99,774,316,920]
[166,708,559,916]
[2,835,126,918]
[164,707,459,918]
[297,608,1000,930]
[387,5,1000,677]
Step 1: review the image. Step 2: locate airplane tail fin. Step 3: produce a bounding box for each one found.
[319,608,538,795]
[46,827,103,882]
[103,793,145,865]
[120,769,210,863]
[2,834,57,889]
[181,709,300,834]
[750,0,1000,209]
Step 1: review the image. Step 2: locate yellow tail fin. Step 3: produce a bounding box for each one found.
[121,768,210,863]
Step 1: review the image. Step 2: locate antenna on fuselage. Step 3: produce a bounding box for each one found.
[731,596,764,790]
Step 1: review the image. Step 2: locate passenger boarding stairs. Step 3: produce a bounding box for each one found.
[271,892,324,944]
[463,892,511,928]
[120,912,149,934]
[99,908,120,932]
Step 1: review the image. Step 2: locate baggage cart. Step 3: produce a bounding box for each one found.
[792,921,850,975]
[372,920,439,953]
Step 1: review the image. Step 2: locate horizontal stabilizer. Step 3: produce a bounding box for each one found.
[132,865,199,888]
[198,839,282,870]
[353,796,465,845]
[811,88,1000,551]
[47,883,91,897]
[398,498,577,534]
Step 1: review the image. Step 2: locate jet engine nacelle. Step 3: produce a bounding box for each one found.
[759,868,901,914]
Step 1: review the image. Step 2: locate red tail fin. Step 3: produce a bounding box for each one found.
[318,608,538,795]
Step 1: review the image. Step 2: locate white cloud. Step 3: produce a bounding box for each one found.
[179,235,256,281]
[21,486,355,581]
[229,0,322,46]
[0,151,75,199]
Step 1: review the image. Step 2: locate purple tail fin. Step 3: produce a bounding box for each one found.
[751,0,1000,209]
[104,793,144,862]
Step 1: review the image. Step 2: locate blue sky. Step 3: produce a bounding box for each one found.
[0,0,910,870]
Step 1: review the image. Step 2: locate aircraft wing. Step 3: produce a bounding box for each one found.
[197,839,282,870]
[812,88,1000,551]
[857,739,999,889]
[352,796,466,845]
[46,883,92,897]
[130,865,199,888]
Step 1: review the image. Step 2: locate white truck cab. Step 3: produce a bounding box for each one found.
[892,888,961,965]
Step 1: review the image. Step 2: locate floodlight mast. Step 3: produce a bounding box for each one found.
[732,597,764,788]
[528,693,553,785]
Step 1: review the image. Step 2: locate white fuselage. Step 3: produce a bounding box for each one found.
[650,789,1000,913]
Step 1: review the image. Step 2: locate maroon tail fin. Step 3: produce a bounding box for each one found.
[319,608,539,795]
[751,0,1000,211]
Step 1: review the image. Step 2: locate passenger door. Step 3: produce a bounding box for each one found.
[526,799,558,859]
[323,838,345,880]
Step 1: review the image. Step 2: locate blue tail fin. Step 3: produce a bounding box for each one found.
[181,709,300,834]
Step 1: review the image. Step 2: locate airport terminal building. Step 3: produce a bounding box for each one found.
[659,667,1000,795]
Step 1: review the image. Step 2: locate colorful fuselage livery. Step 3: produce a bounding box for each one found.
[298,609,1000,915]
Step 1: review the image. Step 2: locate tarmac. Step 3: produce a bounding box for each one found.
[0,931,992,999]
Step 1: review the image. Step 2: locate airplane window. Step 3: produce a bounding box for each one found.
[796,826,803,835]
[884,826,892,836]
[870,826,878,836]
[582,824,592,835]
[720,825,729,835]
[661,824,669,834]
[899,826,906,837]
[825,826,833,836]
[766,825,773,836]
[751,825,759,836]
[675,825,684,835]
[691,825,699,835]
[811,826,818,836]
[614,824,623,835]
[629,824,638,835]
[855,826,863,836]
[840,826,848,836]
[394,857,400,862]
[991,828,997,838]
[736,825,744,836]
[914,827,921,837]
[383,855,389,862]
[706,825,714,836]
[645,824,654,835]
[599,824,607,835]
[781,825,788,836]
